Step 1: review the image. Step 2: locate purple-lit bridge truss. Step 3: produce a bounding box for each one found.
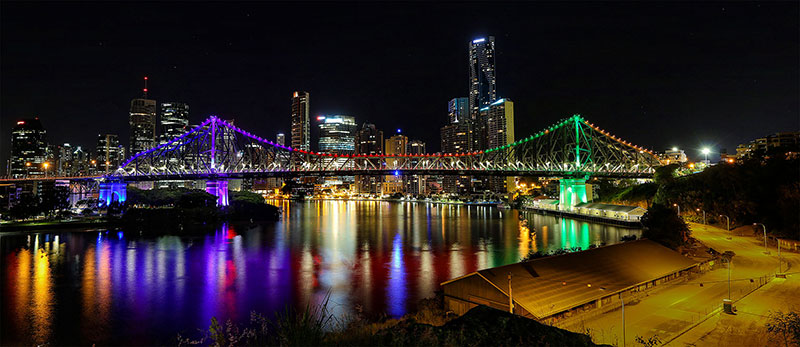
[112,115,661,181]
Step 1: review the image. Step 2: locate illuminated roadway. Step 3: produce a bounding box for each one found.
[560,222,800,346]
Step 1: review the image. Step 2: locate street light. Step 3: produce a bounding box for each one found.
[701,147,710,165]
[696,208,706,225]
[753,223,769,254]
[720,215,730,231]
[673,203,680,217]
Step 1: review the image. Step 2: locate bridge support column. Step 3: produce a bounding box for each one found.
[205,179,229,207]
[559,178,589,212]
[99,180,127,207]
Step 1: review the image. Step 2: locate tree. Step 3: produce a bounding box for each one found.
[8,193,40,220]
[40,186,70,218]
[641,203,690,249]
[766,311,800,347]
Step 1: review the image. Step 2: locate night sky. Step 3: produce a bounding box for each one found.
[1,2,798,173]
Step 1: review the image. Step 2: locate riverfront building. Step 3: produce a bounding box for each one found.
[160,102,189,144]
[9,118,48,178]
[291,91,311,151]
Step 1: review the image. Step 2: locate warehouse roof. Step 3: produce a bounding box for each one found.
[441,240,697,319]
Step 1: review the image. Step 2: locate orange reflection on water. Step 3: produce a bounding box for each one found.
[32,247,53,344]
[13,249,31,342]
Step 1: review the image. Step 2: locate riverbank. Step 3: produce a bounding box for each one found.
[520,206,643,227]
[271,196,504,207]
[0,217,110,232]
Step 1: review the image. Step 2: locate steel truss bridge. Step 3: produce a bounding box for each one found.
[113,114,660,181]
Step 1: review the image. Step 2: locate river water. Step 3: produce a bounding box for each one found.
[0,200,641,345]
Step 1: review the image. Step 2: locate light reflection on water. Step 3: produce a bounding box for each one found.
[0,200,640,345]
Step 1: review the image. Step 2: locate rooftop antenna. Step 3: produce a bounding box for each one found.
[143,76,149,98]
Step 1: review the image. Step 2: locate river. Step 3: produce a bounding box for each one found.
[0,200,641,345]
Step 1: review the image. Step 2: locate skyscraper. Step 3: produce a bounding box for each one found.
[468,37,497,120]
[96,134,123,174]
[484,98,515,193]
[406,140,427,195]
[441,98,472,195]
[355,122,384,194]
[317,115,357,154]
[160,102,189,144]
[9,118,48,178]
[291,91,310,151]
[130,98,157,155]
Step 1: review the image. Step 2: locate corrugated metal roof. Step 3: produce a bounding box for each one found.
[575,202,646,213]
[442,240,696,319]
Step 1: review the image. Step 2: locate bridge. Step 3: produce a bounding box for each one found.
[3,114,661,208]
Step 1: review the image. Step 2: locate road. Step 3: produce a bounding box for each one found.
[561,222,800,346]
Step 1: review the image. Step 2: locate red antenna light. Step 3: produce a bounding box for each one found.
[143,76,149,98]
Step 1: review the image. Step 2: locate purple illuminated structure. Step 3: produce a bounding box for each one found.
[205,180,229,206]
[98,180,127,206]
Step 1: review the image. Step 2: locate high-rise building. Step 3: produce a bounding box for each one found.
[383,133,408,194]
[441,97,472,195]
[96,134,123,174]
[355,123,384,194]
[276,133,286,146]
[291,91,310,151]
[160,102,189,144]
[58,143,73,176]
[484,98,515,193]
[406,140,427,195]
[468,37,497,120]
[317,115,357,154]
[130,98,157,155]
[448,97,470,124]
[9,118,48,178]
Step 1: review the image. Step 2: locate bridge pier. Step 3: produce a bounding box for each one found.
[559,178,589,212]
[205,179,229,207]
[99,180,127,207]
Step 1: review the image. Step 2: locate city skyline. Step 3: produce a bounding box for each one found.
[1,2,798,175]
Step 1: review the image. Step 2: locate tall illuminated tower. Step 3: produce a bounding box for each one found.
[129,77,157,155]
[291,91,310,151]
[468,37,497,121]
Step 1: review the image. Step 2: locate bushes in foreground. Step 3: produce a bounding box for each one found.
[179,297,597,347]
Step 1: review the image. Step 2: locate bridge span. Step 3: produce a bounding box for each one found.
[2,114,661,208]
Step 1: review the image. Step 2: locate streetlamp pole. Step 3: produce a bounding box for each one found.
[754,223,769,254]
[727,258,731,300]
[620,294,626,347]
[697,208,706,225]
[673,203,680,217]
[720,215,730,231]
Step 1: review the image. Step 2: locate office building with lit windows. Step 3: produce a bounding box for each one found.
[291,91,310,151]
[130,98,157,155]
[160,102,189,144]
[355,123,384,194]
[9,118,48,178]
[468,37,497,120]
[383,133,408,195]
[96,134,124,174]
